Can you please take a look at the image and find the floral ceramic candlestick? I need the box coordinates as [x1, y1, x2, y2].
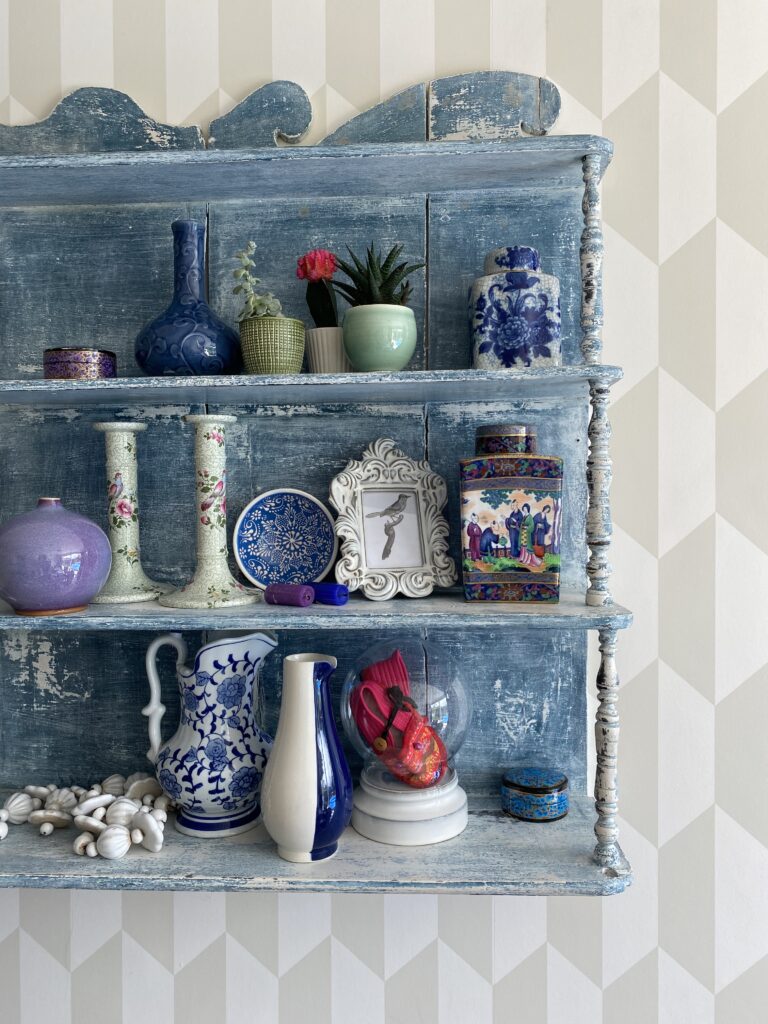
[159, 414, 258, 609]
[92, 422, 171, 603]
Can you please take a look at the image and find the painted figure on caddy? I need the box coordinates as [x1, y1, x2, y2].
[466, 511, 482, 560]
[505, 499, 522, 557]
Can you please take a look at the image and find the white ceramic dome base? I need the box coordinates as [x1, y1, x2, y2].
[351, 764, 469, 846]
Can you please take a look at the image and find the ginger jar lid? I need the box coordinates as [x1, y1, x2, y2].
[484, 245, 541, 275]
[502, 767, 568, 794]
[475, 424, 536, 456]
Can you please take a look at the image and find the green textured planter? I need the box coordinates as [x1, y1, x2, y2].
[342, 304, 417, 372]
[239, 317, 305, 374]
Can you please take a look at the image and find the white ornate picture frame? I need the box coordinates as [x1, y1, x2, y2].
[329, 438, 458, 601]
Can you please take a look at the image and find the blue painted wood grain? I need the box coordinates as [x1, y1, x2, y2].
[429, 72, 561, 139]
[208, 80, 312, 149]
[0, 88, 204, 155]
[321, 84, 427, 145]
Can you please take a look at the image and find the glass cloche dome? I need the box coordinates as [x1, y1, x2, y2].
[341, 638, 472, 845]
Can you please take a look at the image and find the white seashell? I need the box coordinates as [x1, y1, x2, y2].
[86, 785, 102, 796]
[0, 821, 8, 840]
[4, 792, 34, 824]
[28, 808, 72, 829]
[71, 786, 86, 798]
[73, 832, 94, 856]
[46, 788, 77, 811]
[31, 798, 43, 810]
[39, 822, 54, 836]
[46, 783, 57, 791]
[150, 808, 167, 824]
[124, 771, 151, 789]
[92, 806, 107, 821]
[0, 809, 8, 823]
[130, 810, 164, 853]
[74, 794, 115, 816]
[24, 785, 50, 801]
[125, 777, 162, 801]
[86, 842, 98, 858]
[105, 797, 141, 827]
[96, 824, 132, 860]
[74, 814, 107, 835]
[130, 828, 144, 845]
[153, 795, 173, 813]
[101, 774, 126, 796]
[142, 794, 155, 806]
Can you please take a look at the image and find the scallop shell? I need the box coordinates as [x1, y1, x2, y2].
[96, 824, 132, 860]
[46, 788, 77, 812]
[4, 792, 34, 824]
[101, 774, 126, 796]
[125, 777, 162, 801]
[105, 797, 141, 827]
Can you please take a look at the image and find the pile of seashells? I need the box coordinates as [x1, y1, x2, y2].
[0, 772, 175, 860]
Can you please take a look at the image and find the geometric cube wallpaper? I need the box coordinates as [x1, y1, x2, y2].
[0, 1, 765, 1020]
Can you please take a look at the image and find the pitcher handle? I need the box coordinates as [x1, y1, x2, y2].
[142, 633, 188, 763]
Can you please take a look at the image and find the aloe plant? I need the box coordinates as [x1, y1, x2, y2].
[333, 243, 424, 307]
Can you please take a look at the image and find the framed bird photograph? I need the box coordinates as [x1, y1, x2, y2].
[329, 438, 457, 601]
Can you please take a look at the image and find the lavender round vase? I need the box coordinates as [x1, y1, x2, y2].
[0, 498, 112, 615]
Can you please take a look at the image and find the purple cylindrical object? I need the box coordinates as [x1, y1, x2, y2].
[0, 498, 112, 615]
[308, 583, 349, 605]
[264, 583, 315, 607]
[43, 348, 117, 379]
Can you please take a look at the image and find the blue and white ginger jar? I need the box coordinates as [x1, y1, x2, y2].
[469, 246, 561, 370]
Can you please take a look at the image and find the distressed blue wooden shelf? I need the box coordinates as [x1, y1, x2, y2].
[0, 589, 631, 632]
[0, 794, 630, 895]
[0, 136, 613, 208]
[0, 365, 622, 408]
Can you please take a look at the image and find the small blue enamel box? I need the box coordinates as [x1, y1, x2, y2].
[501, 767, 569, 822]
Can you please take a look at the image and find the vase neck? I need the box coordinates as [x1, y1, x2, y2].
[172, 219, 205, 305]
[37, 497, 62, 509]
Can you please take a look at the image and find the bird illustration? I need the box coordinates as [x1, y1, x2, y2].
[382, 513, 404, 560]
[366, 493, 410, 519]
[107, 472, 123, 500]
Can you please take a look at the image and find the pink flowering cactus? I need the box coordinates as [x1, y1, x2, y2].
[296, 249, 337, 282]
[297, 248, 339, 328]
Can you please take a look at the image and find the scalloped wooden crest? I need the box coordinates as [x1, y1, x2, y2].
[0, 72, 560, 156]
[0, 87, 204, 156]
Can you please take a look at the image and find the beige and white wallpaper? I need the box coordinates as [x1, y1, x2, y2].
[0, 0, 764, 1021]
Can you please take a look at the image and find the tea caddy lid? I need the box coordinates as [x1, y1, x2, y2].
[475, 424, 536, 439]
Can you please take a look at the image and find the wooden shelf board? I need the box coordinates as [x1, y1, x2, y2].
[0, 589, 632, 632]
[0, 136, 613, 208]
[0, 794, 630, 895]
[0, 365, 622, 409]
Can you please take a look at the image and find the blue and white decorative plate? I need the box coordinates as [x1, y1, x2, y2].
[234, 488, 338, 590]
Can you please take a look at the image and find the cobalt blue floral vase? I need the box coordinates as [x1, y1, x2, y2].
[261, 654, 353, 862]
[469, 245, 561, 370]
[135, 219, 242, 376]
[144, 631, 277, 837]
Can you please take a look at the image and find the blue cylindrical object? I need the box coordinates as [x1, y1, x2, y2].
[500, 767, 569, 822]
[309, 583, 349, 605]
[264, 583, 315, 607]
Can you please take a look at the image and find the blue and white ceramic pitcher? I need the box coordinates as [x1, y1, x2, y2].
[144, 631, 277, 837]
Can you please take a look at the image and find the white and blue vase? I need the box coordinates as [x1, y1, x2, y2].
[469, 245, 561, 370]
[261, 653, 353, 863]
[144, 631, 277, 837]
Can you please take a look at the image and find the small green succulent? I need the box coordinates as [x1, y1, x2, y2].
[333, 243, 424, 307]
[232, 241, 283, 321]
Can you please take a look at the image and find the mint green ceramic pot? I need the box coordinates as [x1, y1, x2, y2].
[342, 304, 417, 372]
